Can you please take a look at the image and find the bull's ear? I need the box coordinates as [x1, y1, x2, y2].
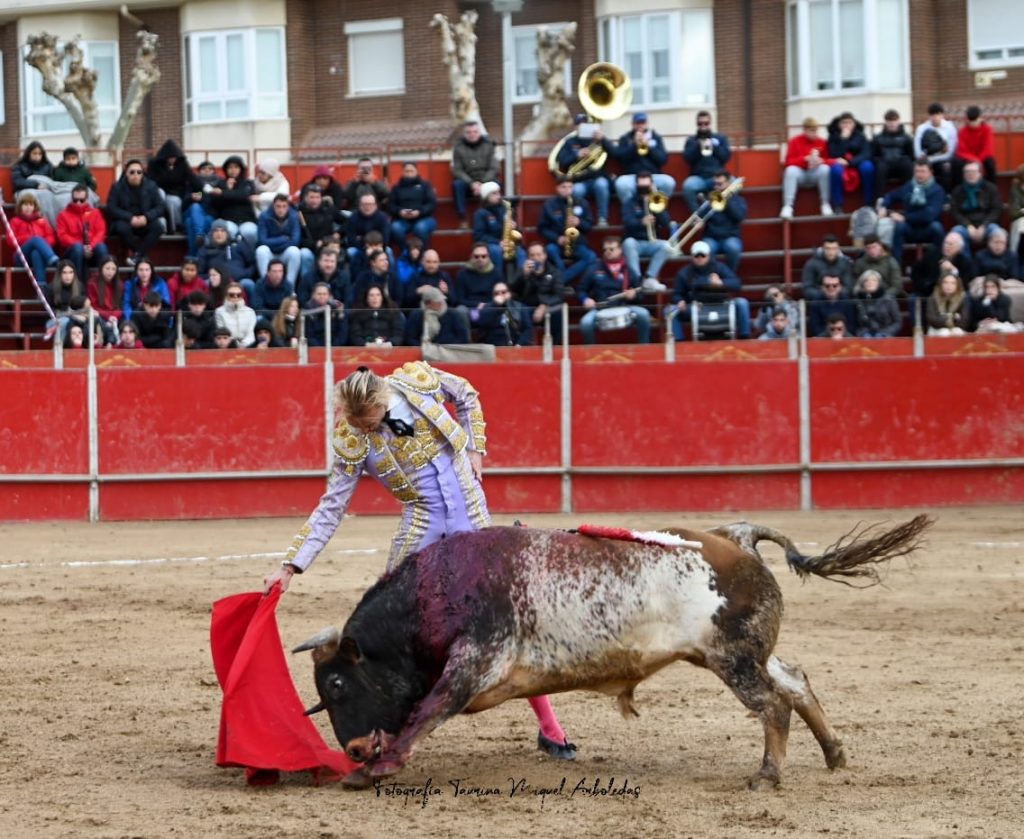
[337, 636, 362, 664]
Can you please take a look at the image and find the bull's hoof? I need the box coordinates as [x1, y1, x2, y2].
[340, 767, 374, 790]
[538, 732, 577, 761]
[825, 741, 847, 770]
[369, 759, 405, 778]
[746, 773, 780, 791]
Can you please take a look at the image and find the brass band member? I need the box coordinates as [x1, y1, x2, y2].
[555, 113, 612, 226]
[682, 111, 732, 212]
[537, 176, 597, 285]
[613, 112, 676, 206]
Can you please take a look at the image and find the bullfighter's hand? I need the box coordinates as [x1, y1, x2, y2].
[263, 564, 294, 595]
[469, 450, 483, 483]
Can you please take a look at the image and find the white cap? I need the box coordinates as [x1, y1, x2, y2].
[691, 241, 711, 256]
[479, 181, 500, 201]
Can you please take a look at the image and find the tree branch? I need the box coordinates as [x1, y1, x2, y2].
[431, 11, 484, 133]
[519, 23, 577, 144]
[24, 33, 101, 147]
[106, 31, 161, 152]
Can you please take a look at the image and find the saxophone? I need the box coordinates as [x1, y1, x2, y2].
[563, 195, 579, 258]
[501, 199, 521, 261]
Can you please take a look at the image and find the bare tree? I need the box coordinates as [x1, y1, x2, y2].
[519, 23, 577, 144]
[431, 11, 486, 134]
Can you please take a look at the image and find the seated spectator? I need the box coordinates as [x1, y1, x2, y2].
[106, 159, 166, 264]
[215, 281, 257, 346]
[802, 234, 854, 300]
[343, 157, 390, 213]
[57, 184, 109, 281]
[118, 320, 142, 349]
[701, 170, 747, 271]
[621, 172, 673, 292]
[759, 307, 796, 341]
[911, 231, 977, 299]
[346, 193, 392, 266]
[46, 260, 84, 321]
[179, 319, 204, 350]
[578, 236, 651, 344]
[87, 256, 124, 335]
[949, 161, 1003, 250]
[298, 247, 352, 309]
[755, 286, 801, 336]
[1010, 164, 1024, 260]
[452, 121, 499, 227]
[272, 295, 301, 348]
[6, 193, 59, 288]
[211, 326, 237, 349]
[808, 274, 856, 337]
[404, 286, 470, 345]
[353, 249, 401, 307]
[253, 158, 290, 215]
[970, 276, 1019, 333]
[511, 242, 566, 344]
[251, 259, 295, 319]
[255, 194, 302, 285]
[538, 176, 596, 287]
[63, 321, 91, 351]
[925, 272, 970, 335]
[390, 161, 438, 248]
[852, 270, 902, 338]
[306, 165, 346, 211]
[204, 265, 236, 309]
[181, 290, 217, 348]
[669, 241, 751, 340]
[12, 141, 60, 227]
[297, 184, 343, 280]
[974, 228, 1020, 280]
[62, 294, 113, 348]
[853, 234, 904, 298]
[824, 313, 850, 339]
[410, 248, 456, 309]
[52, 146, 98, 194]
[302, 281, 347, 346]
[780, 117, 833, 219]
[349, 285, 404, 347]
[208, 156, 258, 246]
[557, 113, 612, 225]
[184, 160, 220, 256]
[167, 257, 208, 309]
[455, 243, 505, 319]
[130, 290, 172, 348]
[878, 159, 945, 263]
[826, 111, 874, 212]
[472, 182, 523, 269]
[251, 318, 283, 349]
[955, 105, 997, 184]
[612, 112, 675, 206]
[478, 282, 533, 346]
[871, 110, 915, 199]
[198, 220, 257, 293]
[122, 258, 171, 321]
[914, 103, 957, 191]
[395, 236, 425, 308]
[682, 111, 732, 212]
[147, 139, 203, 234]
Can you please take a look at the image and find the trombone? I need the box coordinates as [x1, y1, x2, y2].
[644, 190, 670, 241]
[664, 177, 745, 255]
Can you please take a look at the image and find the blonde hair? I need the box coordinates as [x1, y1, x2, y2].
[336, 367, 390, 419]
[17, 193, 41, 214]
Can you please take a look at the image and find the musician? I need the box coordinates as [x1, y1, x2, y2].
[556, 113, 612, 226]
[700, 170, 748, 272]
[621, 172, 673, 292]
[56, 184, 109, 281]
[670, 241, 751, 340]
[682, 111, 732, 212]
[471, 182, 524, 269]
[578, 236, 652, 344]
[537, 176, 597, 285]
[613, 112, 676, 206]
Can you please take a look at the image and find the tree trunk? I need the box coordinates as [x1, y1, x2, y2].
[431, 11, 485, 134]
[106, 31, 162, 153]
[24, 33, 101, 147]
[519, 23, 577, 145]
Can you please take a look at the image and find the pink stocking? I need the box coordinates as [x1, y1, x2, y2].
[528, 695, 566, 742]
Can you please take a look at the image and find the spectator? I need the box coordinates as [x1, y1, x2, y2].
[179, 319, 204, 350]
[404, 286, 470, 346]
[147, 139, 203, 234]
[46, 260, 84, 318]
[106, 159, 166, 264]
[251, 318, 283, 349]
[853, 234, 904, 298]
[353, 249, 401, 308]
[122, 258, 171, 321]
[211, 326, 237, 349]
[478, 282, 533, 346]
[198, 221, 257, 295]
[346, 193, 392, 267]
[613, 112, 675, 206]
[52, 146, 98, 193]
[913, 103, 957, 191]
[974, 228, 1020, 280]
[472, 182, 523, 269]
[297, 184, 343, 280]
[12, 141, 59, 227]
[621, 172, 672, 292]
[669, 241, 751, 340]
[251, 259, 295, 319]
[557, 113, 612, 226]
[63, 321, 90, 351]
[455, 243, 505, 318]
[166, 257, 208, 309]
[349, 285, 404, 347]
[879, 159, 945, 263]
[207, 263, 239, 308]
[130, 290, 172, 348]
[56, 184, 109, 280]
[216, 282, 257, 346]
[511, 242, 566, 344]
[87, 256, 124, 335]
[6, 193, 59, 288]
[342, 157, 390, 213]
[117, 320, 142, 349]
[701, 170, 747, 272]
[302, 281, 346, 346]
[825, 313, 850, 339]
[208, 156, 258, 245]
[538, 176, 596, 286]
[802, 234, 854, 300]
[949, 161, 1003, 250]
[759, 308, 796, 341]
[780, 117, 833, 219]
[181, 290, 217, 348]
[970, 276, 1017, 333]
[826, 111, 875, 211]
[755, 286, 801, 335]
[253, 158, 291, 215]
[452, 121, 500, 228]
[298, 247, 352, 309]
[955, 105, 997, 184]
[852, 270, 902, 338]
[682, 111, 732, 212]
[1010, 164, 1024, 259]
[272, 295, 301, 347]
[184, 160, 220, 256]
[255, 194, 302, 285]
[808, 274, 856, 337]
[389, 161, 438, 248]
[411, 248, 456, 308]
[925, 272, 970, 335]
[306, 165, 346, 211]
[578, 236, 651, 344]
[871, 109, 916, 200]
[394, 236, 425, 309]
[910, 232, 977, 298]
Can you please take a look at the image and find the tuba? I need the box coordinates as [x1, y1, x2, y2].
[548, 63, 633, 179]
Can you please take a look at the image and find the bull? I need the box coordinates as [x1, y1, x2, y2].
[293, 517, 932, 790]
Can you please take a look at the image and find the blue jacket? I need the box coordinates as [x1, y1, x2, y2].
[673, 259, 741, 304]
[472, 203, 505, 245]
[346, 210, 391, 250]
[579, 260, 639, 304]
[455, 264, 504, 307]
[537, 195, 593, 246]
[704, 193, 748, 240]
[556, 134, 613, 181]
[389, 177, 437, 218]
[197, 237, 257, 281]
[883, 179, 946, 227]
[122, 276, 171, 321]
[478, 300, 533, 346]
[614, 128, 669, 175]
[682, 132, 732, 179]
[622, 194, 671, 240]
[251, 277, 295, 315]
[257, 206, 301, 253]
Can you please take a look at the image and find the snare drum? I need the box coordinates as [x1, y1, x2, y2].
[595, 306, 636, 331]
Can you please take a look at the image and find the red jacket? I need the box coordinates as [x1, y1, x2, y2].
[7, 213, 56, 248]
[57, 202, 108, 252]
[167, 272, 210, 308]
[956, 122, 995, 163]
[784, 134, 834, 169]
[86, 277, 121, 321]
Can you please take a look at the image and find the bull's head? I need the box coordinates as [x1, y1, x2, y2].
[293, 627, 418, 763]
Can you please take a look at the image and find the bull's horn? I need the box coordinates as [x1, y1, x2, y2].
[303, 701, 326, 716]
[291, 626, 340, 653]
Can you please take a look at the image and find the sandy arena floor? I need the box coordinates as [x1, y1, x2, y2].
[0, 507, 1021, 838]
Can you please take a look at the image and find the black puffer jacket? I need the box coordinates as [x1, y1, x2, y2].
[147, 139, 203, 200]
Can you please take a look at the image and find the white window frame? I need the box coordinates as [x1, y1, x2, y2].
[183, 27, 288, 125]
[511, 23, 573, 105]
[968, 0, 1024, 69]
[0, 53, 5, 126]
[344, 18, 406, 97]
[22, 40, 121, 137]
[786, 0, 910, 99]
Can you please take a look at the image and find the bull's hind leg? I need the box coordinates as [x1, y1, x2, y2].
[767, 655, 846, 770]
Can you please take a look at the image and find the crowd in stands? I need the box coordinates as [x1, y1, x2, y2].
[5, 101, 1023, 350]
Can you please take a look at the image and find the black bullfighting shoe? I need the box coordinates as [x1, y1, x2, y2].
[537, 731, 578, 760]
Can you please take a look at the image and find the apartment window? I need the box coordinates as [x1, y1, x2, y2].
[345, 18, 405, 96]
[787, 0, 908, 97]
[184, 28, 287, 124]
[512, 24, 572, 104]
[23, 41, 120, 135]
[599, 10, 714, 108]
[969, 0, 1024, 68]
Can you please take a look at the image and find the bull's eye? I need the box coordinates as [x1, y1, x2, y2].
[326, 674, 344, 697]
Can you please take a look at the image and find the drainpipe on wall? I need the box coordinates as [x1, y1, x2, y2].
[743, 0, 754, 145]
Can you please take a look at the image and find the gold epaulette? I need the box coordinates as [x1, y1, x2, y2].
[390, 360, 442, 394]
[331, 418, 369, 475]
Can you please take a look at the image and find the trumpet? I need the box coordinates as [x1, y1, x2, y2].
[636, 129, 650, 156]
[645, 190, 670, 241]
[700, 137, 714, 157]
[664, 177, 745, 256]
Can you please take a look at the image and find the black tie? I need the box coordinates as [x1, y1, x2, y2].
[382, 411, 415, 437]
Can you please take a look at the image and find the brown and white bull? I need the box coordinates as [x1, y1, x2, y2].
[294, 517, 932, 790]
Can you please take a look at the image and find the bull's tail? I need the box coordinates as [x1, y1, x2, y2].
[710, 515, 934, 587]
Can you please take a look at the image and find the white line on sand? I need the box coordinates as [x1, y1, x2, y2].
[0, 547, 380, 571]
